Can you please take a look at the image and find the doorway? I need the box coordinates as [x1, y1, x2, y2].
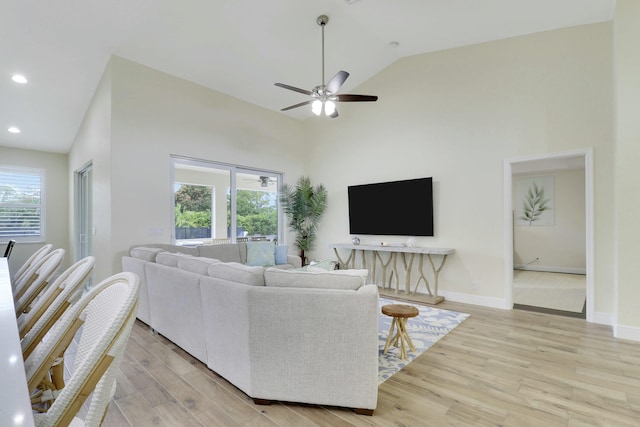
[76, 163, 93, 261]
[504, 149, 594, 322]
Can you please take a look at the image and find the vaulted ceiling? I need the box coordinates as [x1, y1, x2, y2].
[1, 0, 614, 153]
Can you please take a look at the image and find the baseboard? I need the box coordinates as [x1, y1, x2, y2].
[514, 265, 586, 275]
[615, 323, 640, 342]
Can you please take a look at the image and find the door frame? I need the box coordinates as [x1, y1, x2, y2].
[75, 162, 93, 262]
[503, 148, 594, 322]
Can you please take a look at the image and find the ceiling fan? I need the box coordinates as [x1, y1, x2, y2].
[275, 15, 378, 118]
[243, 176, 276, 187]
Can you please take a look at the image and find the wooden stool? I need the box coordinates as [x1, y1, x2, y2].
[382, 304, 419, 359]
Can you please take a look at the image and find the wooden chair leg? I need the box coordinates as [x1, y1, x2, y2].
[51, 361, 65, 390]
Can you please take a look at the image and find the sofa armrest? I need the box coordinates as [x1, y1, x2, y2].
[122, 256, 151, 325]
[248, 284, 379, 410]
[200, 277, 378, 411]
[286, 255, 302, 269]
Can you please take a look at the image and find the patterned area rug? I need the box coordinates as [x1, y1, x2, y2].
[378, 297, 469, 384]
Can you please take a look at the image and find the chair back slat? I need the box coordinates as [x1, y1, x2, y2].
[28, 272, 139, 427]
[19, 256, 95, 346]
[12, 243, 52, 283]
[14, 248, 65, 315]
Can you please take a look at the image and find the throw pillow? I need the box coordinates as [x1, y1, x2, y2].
[178, 256, 220, 275]
[246, 241, 275, 266]
[156, 252, 191, 267]
[274, 245, 288, 265]
[129, 247, 164, 262]
[264, 268, 368, 290]
[208, 262, 266, 286]
[307, 259, 337, 271]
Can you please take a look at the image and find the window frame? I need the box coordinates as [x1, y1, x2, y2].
[0, 166, 46, 243]
[170, 156, 283, 245]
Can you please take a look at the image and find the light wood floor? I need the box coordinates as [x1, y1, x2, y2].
[100, 300, 640, 426]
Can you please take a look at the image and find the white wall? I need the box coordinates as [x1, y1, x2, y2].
[0, 146, 69, 273]
[614, 0, 640, 338]
[107, 57, 305, 275]
[54, 20, 635, 331]
[513, 169, 586, 272]
[68, 63, 113, 281]
[305, 23, 614, 313]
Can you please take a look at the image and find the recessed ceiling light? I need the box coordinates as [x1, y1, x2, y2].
[8, 127, 21, 134]
[389, 41, 400, 48]
[11, 74, 28, 84]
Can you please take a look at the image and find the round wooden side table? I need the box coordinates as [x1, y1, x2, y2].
[381, 304, 419, 359]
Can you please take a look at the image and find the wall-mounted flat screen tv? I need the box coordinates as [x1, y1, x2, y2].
[348, 177, 434, 236]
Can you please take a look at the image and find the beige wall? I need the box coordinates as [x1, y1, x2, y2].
[68, 63, 113, 282]
[107, 57, 305, 276]
[305, 23, 614, 314]
[614, 0, 640, 338]
[7, 18, 637, 334]
[0, 146, 69, 273]
[513, 169, 586, 272]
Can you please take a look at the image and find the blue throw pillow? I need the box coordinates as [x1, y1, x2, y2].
[275, 245, 288, 265]
[246, 241, 275, 266]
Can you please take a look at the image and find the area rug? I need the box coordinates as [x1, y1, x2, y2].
[378, 297, 469, 384]
[513, 270, 586, 313]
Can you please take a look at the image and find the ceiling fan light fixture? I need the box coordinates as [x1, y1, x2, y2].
[274, 14, 378, 118]
[312, 100, 323, 115]
[324, 100, 336, 116]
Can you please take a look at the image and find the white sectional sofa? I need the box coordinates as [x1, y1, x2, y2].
[121, 242, 379, 414]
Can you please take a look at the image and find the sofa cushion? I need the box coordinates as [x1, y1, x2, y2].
[197, 244, 242, 263]
[264, 268, 368, 290]
[178, 256, 220, 275]
[156, 252, 192, 268]
[129, 246, 165, 262]
[208, 262, 265, 286]
[246, 241, 275, 266]
[307, 259, 337, 271]
[274, 245, 288, 265]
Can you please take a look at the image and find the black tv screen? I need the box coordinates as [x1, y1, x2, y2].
[348, 177, 434, 236]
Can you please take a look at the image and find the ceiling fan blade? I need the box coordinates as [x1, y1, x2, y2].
[326, 71, 349, 94]
[334, 94, 378, 102]
[281, 100, 313, 111]
[274, 83, 313, 96]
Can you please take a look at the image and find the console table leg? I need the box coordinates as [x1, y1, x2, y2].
[428, 254, 448, 304]
[333, 248, 355, 269]
[412, 254, 433, 296]
[390, 252, 400, 293]
[376, 251, 394, 290]
[405, 253, 414, 294]
[372, 252, 377, 285]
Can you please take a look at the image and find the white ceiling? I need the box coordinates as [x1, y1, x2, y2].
[1, 0, 614, 154]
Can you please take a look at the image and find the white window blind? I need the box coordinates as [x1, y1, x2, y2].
[0, 167, 45, 241]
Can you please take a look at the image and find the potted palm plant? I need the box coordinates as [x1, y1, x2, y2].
[279, 176, 328, 265]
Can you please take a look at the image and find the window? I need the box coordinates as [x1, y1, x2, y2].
[170, 157, 282, 245]
[0, 167, 45, 242]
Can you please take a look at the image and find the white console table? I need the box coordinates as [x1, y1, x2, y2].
[329, 243, 455, 304]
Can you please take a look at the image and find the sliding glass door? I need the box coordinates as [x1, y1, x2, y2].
[170, 156, 282, 245]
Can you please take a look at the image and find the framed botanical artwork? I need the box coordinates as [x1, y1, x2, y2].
[515, 176, 554, 226]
